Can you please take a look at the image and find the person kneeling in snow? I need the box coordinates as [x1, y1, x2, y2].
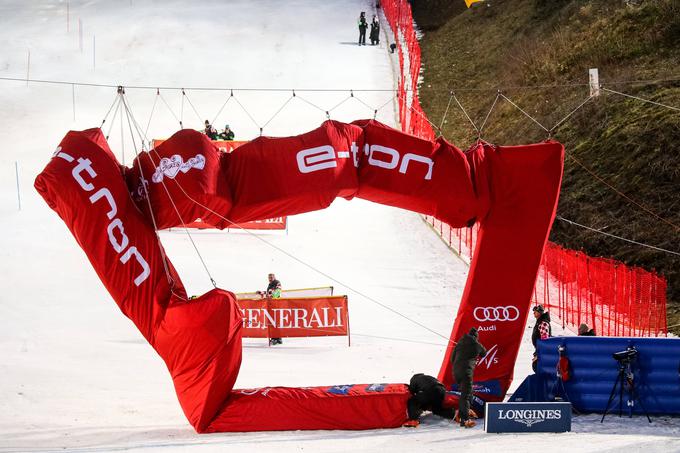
[403, 374, 455, 428]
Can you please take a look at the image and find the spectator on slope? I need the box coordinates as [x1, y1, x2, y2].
[369, 15, 380, 45]
[578, 323, 596, 336]
[451, 327, 486, 428]
[402, 374, 456, 428]
[263, 273, 283, 346]
[219, 124, 235, 141]
[358, 12, 368, 45]
[532, 304, 552, 371]
[204, 120, 218, 140]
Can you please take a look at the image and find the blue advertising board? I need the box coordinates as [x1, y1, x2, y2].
[485, 402, 571, 433]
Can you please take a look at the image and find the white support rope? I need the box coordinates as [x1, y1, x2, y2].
[602, 87, 680, 112]
[478, 92, 500, 138]
[499, 93, 550, 133]
[549, 95, 595, 135]
[120, 92, 218, 289]
[452, 92, 479, 135]
[556, 216, 680, 257]
[439, 91, 455, 131]
[182, 89, 205, 123]
[144, 90, 160, 139]
[327, 94, 353, 113]
[100, 93, 120, 128]
[211, 90, 233, 125]
[3, 74, 680, 92]
[158, 90, 182, 126]
[105, 97, 122, 139]
[118, 91, 181, 294]
[231, 94, 262, 132]
[260, 94, 295, 132]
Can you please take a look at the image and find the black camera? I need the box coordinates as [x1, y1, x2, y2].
[612, 347, 637, 363]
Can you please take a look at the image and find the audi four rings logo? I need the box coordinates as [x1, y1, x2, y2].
[473, 306, 520, 322]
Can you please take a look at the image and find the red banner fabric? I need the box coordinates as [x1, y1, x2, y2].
[225, 120, 362, 222]
[34, 129, 186, 342]
[353, 120, 481, 227]
[128, 130, 233, 229]
[238, 296, 349, 338]
[437, 141, 564, 397]
[207, 384, 410, 432]
[36, 122, 563, 432]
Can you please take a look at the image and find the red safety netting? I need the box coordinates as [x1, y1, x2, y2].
[533, 242, 668, 337]
[423, 216, 668, 337]
[382, 0, 668, 338]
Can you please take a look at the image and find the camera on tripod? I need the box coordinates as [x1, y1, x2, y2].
[612, 347, 637, 364]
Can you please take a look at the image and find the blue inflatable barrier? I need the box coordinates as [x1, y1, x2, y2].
[512, 337, 680, 416]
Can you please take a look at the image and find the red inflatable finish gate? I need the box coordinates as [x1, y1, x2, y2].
[35, 120, 563, 432]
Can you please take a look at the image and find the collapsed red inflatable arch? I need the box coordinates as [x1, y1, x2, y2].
[35, 120, 563, 432]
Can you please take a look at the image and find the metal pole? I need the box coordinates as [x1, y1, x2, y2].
[66, 1, 69, 32]
[15, 162, 21, 211]
[79, 18, 83, 52]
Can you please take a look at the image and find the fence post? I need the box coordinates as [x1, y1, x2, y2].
[26, 50, 30, 86]
[15, 161, 21, 211]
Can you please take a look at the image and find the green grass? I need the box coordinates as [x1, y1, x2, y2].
[412, 0, 680, 334]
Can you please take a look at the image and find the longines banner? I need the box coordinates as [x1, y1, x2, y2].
[485, 402, 572, 433]
[237, 296, 350, 339]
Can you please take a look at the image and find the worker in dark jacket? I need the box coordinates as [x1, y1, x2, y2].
[403, 373, 455, 427]
[451, 327, 486, 428]
[358, 12, 368, 45]
[531, 305, 552, 371]
[369, 15, 380, 45]
[578, 323, 596, 336]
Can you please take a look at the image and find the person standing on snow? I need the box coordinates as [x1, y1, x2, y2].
[531, 304, 552, 371]
[451, 327, 486, 428]
[369, 15, 380, 45]
[358, 12, 368, 45]
[264, 273, 283, 346]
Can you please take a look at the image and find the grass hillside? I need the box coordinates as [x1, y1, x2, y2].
[411, 0, 680, 334]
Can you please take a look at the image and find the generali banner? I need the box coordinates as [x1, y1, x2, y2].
[237, 296, 349, 338]
[182, 217, 287, 231]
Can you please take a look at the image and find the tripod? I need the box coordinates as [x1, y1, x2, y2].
[601, 358, 651, 423]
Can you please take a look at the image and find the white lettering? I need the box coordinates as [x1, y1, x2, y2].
[368, 144, 399, 169]
[107, 219, 129, 253]
[309, 308, 323, 327]
[120, 246, 150, 286]
[296, 145, 337, 173]
[334, 306, 343, 327]
[293, 308, 307, 328]
[89, 188, 117, 219]
[400, 153, 433, 180]
[72, 158, 97, 191]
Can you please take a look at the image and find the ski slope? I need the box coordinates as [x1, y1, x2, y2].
[0, 1, 678, 451]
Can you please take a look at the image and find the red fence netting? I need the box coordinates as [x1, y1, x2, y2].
[381, 0, 667, 337]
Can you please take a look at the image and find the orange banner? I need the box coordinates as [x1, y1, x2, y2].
[237, 296, 349, 338]
[152, 138, 249, 153]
